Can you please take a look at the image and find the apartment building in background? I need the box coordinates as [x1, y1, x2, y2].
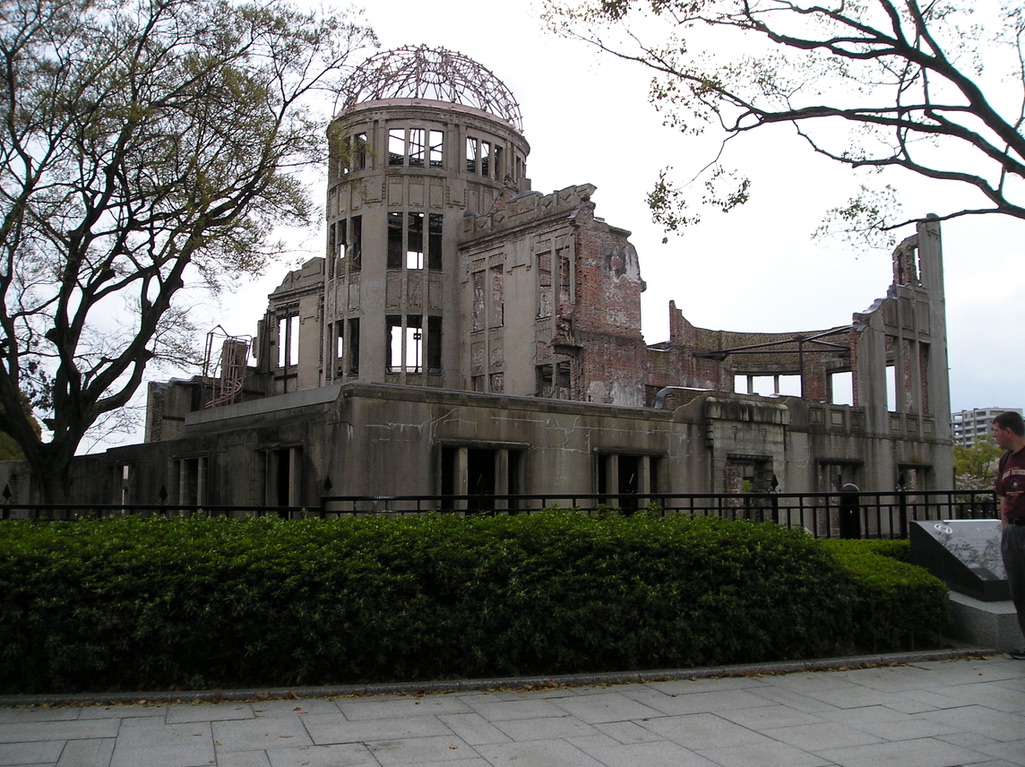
[952, 408, 1023, 448]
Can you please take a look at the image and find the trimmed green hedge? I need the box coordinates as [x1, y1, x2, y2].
[821, 539, 947, 652]
[0, 513, 947, 694]
[823, 538, 910, 562]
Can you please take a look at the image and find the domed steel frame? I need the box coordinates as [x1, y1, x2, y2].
[341, 46, 523, 131]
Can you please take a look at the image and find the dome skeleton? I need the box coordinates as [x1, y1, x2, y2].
[340, 45, 523, 131]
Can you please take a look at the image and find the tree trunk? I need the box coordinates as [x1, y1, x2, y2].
[26, 443, 77, 510]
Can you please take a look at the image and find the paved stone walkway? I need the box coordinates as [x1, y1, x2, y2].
[1, 654, 1023, 767]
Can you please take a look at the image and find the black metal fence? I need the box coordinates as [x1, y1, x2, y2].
[320, 489, 999, 540]
[0, 489, 999, 539]
[0, 503, 312, 522]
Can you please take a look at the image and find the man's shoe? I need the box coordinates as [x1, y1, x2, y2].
[1008, 649, 1025, 660]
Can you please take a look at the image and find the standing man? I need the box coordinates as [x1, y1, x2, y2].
[993, 411, 1025, 659]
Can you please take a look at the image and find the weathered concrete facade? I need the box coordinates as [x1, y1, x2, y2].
[0, 47, 953, 507]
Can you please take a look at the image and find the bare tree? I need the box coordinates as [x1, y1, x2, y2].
[0, 0, 376, 502]
[545, 1, 1025, 239]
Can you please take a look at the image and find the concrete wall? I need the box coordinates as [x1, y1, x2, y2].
[1, 379, 951, 508]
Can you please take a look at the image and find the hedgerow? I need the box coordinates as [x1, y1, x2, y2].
[821, 539, 948, 651]
[0, 513, 947, 693]
[822, 537, 910, 562]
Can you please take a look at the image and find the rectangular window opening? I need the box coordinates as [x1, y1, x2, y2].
[481, 141, 491, 177]
[388, 128, 404, 166]
[429, 130, 444, 167]
[886, 364, 897, 412]
[355, 132, 368, 170]
[595, 453, 659, 514]
[735, 373, 802, 397]
[347, 317, 360, 375]
[777, 374, 801, 396]
[337, 219, 348, 261]
[466, 137, 478, 173]
[350, 216, 362, 271]
[407, 212, 424, 270]
[277, 312, 299, 368]
[537, 251, 552, 318]
[387, 212, 403, 269]
[177, 456, 208, 506]
[428, 214, 443, 270]
[408, 129, 425, 167]
[751, 375, 775, 396]
[919, 342, 930, 415]
[819, 461, 862, 493]
[536, 362, 570, 398]
[557, 248, 571, 305]
[115, 464, 133, 505]
[404, 324, 422, 372]
[555, 361, 571, 399]
[265, 447, 301, 508]
[536, 364, 552, 397]
[830, 371, 854, 406]
[897, 464, 929, 492]
[388, 315, 423, 373]
[427, 315, 442, 374]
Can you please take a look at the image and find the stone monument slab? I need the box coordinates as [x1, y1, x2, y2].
[909, 519, 1007, 602]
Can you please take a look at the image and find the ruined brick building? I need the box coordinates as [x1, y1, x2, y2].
[2, 47, 954, 507]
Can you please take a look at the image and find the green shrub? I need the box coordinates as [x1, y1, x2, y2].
[823, 538, 910, 562]
[0, 514, 942, 694]
[820, 539, 948, 651]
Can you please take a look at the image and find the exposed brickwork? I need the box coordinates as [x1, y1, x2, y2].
[457, 184, 884, 408]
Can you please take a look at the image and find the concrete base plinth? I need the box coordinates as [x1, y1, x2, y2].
[947, 591, 1023, 651]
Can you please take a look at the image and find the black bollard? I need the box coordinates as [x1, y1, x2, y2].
[839, 482, 861, 539]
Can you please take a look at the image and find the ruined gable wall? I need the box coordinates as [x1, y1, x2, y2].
[567, 204, 648, 406]
[849, 220, 950, 459]
[461, 184, 653, 405]
[255, 257, 325, 395]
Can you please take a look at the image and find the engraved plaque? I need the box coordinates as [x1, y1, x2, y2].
[909, 519, 1007, 601]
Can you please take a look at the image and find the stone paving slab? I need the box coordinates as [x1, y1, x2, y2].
[211, 716, 314, 753]
[0, 717, 120, 744]
[0, 652, 1021, 767]
[698, 738, 834, 767]
[0, 739, 64, 766]
[54, 738, 115, 767]
[570, 734, 722, 767]
[434, 713, 511, 746]
[108, 721, 214, 767]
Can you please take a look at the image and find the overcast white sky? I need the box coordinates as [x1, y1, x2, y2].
[179, 0, 1025, 444]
